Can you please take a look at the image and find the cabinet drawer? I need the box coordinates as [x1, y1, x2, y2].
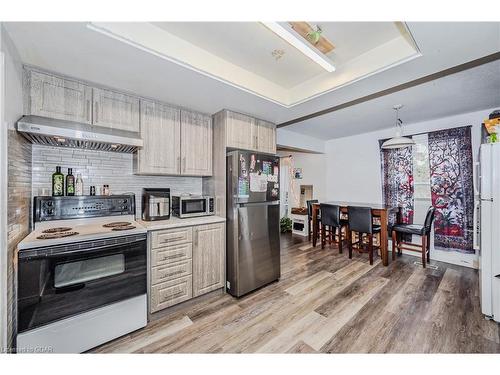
[150, 276, 193, 313]
[151, 243, 192, 267]
[151, 259, 192, 285]
[152, 227, 192, 248]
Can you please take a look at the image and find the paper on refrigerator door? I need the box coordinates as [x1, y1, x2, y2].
[249, 173, 268, 192]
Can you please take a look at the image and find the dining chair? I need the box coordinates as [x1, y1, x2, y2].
[306, 199, 320, 242]
[347, 206, 381, 265]
[391, 206, 436, 268]
[320, 203, 348, 253]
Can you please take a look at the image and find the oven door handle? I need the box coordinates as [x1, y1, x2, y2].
[55, 282, 86, 294]
[19, 235, 146, 260]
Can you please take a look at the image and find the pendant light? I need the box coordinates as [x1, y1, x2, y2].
[381, 104, 415, 149]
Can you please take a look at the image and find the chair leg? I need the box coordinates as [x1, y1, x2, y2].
[338, 226, 343, 254]
[421, 235, 426, 268]
[308, 219, 311, 241]
[392, 230, 396, 261]
[321, 224, 326, 249]
[368, 233, 374, 265]
[427, 232, 431, 262]
[348, 230, 353, 259]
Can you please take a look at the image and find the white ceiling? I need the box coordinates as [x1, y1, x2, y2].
[153, 22, 324, 89]
[285, 59, 500, 139]
[3, 21, 500, 140]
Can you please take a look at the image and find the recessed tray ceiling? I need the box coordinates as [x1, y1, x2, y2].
[88, 22, 421, 107]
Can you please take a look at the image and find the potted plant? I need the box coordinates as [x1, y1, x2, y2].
[280, 217, 292, 233]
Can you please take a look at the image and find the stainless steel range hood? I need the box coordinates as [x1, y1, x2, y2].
[16, 115, 143, 153]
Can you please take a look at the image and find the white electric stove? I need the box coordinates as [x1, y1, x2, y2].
[16, 194, 147, 353]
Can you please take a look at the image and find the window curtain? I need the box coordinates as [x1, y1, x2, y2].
[379, 125, 474, 254]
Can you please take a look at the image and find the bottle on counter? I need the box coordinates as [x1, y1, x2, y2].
[52, 166, 64, 197]
[75, 174, 83, 196]
[102, 184, 110, 196]
[90, 186, 96, 196]
[66, 168, 75, 196]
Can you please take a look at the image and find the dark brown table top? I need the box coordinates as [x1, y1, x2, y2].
[313, 201, 401, 210]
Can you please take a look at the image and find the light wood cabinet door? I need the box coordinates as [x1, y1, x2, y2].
[135, 100, 181, 175]
[93, 87, 140, 132]
[225, 111, 257, 151]
[28, 70, 92, 124]
[150, 276, 193, 313]
[192, 223, 225, 297]
[256, 119, 276, 154]
[180, 110, 213, 176]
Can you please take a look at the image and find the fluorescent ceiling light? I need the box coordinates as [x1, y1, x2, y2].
[262, 22, 336, 73]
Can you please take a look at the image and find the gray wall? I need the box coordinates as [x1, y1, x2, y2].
[32, 145, 203, 218]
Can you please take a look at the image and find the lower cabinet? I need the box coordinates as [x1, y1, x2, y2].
[193, 223, 225, 297]
[148, 222, 225, 313]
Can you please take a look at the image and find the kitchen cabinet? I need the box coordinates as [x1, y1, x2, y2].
[147, 221, 225, 313]
[225, 110, 257, 151]
[93, 87, 140, 132]
[134, 100, 181, 175]
[180, 110, 213, 176]
[224, 110, 276, 154]
[28, 70, 92, 124]
[192, 223, 225, 297]
[256, 119, 277, 154]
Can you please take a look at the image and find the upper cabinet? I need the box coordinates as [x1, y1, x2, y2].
[256, 119, 277, 155]
[181, 110, 213, 176]
[224, 110, 276, 154]
[92, 88, 140, 132]
[134, 105, 213, 176]
[134, 100, 181, 175]
[28, 70, 92, 124]
[226, 111, 257, 151]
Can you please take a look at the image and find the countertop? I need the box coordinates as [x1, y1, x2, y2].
[138, 215, 226, 231]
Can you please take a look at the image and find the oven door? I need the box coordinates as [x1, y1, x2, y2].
[17, 234, 147, 333]
[181, 198, 208, 217]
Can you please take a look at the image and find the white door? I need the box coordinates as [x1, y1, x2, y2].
[491, 144, 500, 321]
[280, 162, 290, 218]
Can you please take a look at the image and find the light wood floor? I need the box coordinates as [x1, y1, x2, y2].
[92, 234, 500, 353]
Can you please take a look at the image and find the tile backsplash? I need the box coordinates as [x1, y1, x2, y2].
[32, 145, 203, 218]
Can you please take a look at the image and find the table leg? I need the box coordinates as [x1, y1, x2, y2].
[312, 204, 319, 247]
[379, 209, 388, 266]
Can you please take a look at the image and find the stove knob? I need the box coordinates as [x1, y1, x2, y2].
[47, 209, 54, 215]
[46, 201, 53, 207]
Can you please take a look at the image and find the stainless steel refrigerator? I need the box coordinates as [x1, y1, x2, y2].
[226, 150, 281, 297]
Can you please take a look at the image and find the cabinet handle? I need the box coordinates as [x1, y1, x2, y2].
[86, 100, 90, 122]
[169, 290, 185, 299]
[162, 253, 185, 261]
[163, 270, 184, 278]
[194, 229, 198, 247]
[94, 101, 99, 123]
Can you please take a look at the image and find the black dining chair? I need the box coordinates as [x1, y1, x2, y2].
[307, 199, 320, 242]
[320, 203, 349, 253]
[347, 206, 381, 265]
[391, 206, 436, 268]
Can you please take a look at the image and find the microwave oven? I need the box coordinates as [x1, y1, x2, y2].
[171, 195, 215, 218]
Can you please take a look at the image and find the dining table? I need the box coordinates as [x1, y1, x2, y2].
[311, 201, 402, 266]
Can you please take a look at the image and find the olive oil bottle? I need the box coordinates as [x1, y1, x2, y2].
[52, 166, 64, 197]
[66, 168, 75, 196]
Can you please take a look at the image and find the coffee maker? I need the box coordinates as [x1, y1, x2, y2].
[142, 188, 170, 221]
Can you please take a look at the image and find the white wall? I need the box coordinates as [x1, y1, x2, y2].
[325, 108, 497, 268]
[278, 151, 327, 217]
[277, 128, 326, 153]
